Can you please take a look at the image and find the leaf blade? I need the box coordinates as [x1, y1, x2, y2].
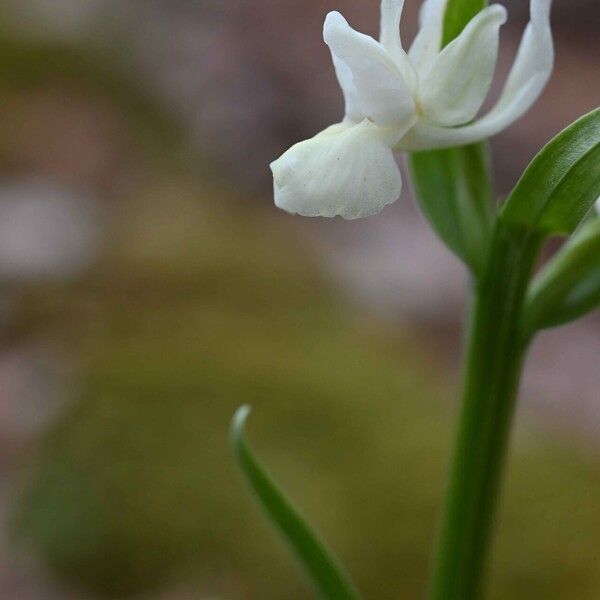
[502, 108, 600, 235]
[408, 0, 493, 275]
[230, 406, 361, 600]
[408, 142, 494, 274]
[523, 217, 600, 331]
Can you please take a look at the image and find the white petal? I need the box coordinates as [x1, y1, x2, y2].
[271, 121, 403, 219]
[400, 0, 554, 150]
[418, 5, 507, 126]
[379, 0, 405, 51]
[324, 11, 416, 128]
[408, 0, 447, 74]
[494, 0, 553, 118]
[379, 0, 417, 90]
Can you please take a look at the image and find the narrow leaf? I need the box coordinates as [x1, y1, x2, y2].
[443, 0, 487, 47]
[523, 217, 600, 331]
[230, 406, 361, 600]
[502, 108, 600, 235]
[408, 143, 494, 274]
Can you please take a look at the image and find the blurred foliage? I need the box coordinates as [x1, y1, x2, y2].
[2, 22, 600, 600]
[0, 35, 189, 171]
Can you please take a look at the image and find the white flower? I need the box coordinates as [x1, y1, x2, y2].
[271, 0, 554, 219]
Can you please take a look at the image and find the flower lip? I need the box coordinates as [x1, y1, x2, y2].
[271, 120, 404, 219]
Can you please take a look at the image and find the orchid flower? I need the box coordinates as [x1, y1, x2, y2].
[271, 0, 554, 219]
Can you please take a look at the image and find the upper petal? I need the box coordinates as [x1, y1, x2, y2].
[418, 4, 507, 126]
[379, 0, 406, 53]
[324, 11, 416, 128]
[408, 0, 447, 74]
[493, 0, 553, 119]
[379, 0, 417, 90]
[400, 0, 554, 150]
[271, 120, 403, 219]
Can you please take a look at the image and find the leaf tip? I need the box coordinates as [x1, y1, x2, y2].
[230, 404, 252, 448]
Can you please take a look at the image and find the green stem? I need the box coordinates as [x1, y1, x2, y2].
[429, 220, 542, 600]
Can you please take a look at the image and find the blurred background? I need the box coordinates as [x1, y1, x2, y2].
[0, 0, 598, 598]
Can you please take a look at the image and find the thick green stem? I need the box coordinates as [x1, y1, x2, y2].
[429, 221, 542, 600]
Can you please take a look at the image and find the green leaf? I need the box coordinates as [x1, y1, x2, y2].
[523, 216, 600, 331]
[408, 0, 493, 275]
[408, 143, 494, 274]
[443, 0, 487, 46]
[502, 108, 600, 235]
[230, 406, 361, 600]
